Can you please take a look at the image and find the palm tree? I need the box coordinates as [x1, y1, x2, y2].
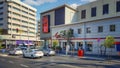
[60, 28, 74, 55]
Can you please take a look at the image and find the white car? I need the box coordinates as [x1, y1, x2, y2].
[9, 48, 23, 55]
[23, 49, 44, 58]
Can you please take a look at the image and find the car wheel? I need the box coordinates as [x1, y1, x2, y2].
[31, 55, 34, 59]
[40, 56, 42, 58]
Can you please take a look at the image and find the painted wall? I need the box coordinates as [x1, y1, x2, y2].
[77, 0, 120, 23]
[52, 18, 120, 55]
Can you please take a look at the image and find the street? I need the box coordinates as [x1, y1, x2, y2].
[0, 54, 120, 68]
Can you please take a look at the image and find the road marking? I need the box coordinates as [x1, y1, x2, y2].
[8, 61, 14, 64]
[20, 64, 29, 68]
[61, 64, 82, 68]
[0, 54, 8, 57]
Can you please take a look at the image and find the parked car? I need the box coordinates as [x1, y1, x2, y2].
[42, 49, 56, 56]
[22, 49, 44, 58]
[8, 48, 23, 55]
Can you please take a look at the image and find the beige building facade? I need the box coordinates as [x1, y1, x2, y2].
[0, 0, 37, 46]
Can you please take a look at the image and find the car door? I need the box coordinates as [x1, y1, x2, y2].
[28, 49, 33, 57]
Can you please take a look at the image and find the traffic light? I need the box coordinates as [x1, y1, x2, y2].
[16, 28, 18, 33]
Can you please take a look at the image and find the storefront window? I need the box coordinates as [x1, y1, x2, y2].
[77, 42, 83, 50]
[86, 42, 93, 52]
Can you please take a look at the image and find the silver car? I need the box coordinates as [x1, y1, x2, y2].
[22, 49, 44, 58]
[9, 48, 23, 55]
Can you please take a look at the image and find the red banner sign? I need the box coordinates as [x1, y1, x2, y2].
[42, 16, 48, 33]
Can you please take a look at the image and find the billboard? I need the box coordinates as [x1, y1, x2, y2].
[42, 15, 50, 33]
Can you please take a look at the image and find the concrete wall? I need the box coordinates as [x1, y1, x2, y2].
[65, 7, 77, 24]
[40, 11, 55, 39]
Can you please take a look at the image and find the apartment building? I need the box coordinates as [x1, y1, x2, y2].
[0, 0, 37, 47]
[40, 0, 120, 55]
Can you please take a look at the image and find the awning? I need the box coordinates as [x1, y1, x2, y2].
[115, 42, 120, 45]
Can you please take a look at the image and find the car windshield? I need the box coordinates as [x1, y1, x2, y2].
[15, 49, 21, 50]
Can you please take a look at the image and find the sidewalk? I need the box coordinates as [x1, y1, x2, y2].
[0, 49, 8, 57]
[56, 52, 120, 62]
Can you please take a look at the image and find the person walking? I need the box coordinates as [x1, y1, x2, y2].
[66, 45, 70, 55]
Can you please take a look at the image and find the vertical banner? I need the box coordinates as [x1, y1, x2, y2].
[42, 15, 50, 33]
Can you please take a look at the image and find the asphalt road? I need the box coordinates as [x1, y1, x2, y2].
[0, 54, 120, 68]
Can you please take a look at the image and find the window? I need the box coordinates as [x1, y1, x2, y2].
[103, 4, 109, 15]
[91, 7, 96, 17]
[0, 2, 3, 4]
[81, 10, 86, 19]
[86, 42, 93, 52]
[86, 27, 91, 33]
[0, 23, 3, 26]
[0, 12, 3, 15]
[13, 7, 20, 11]
[0, 7, 3, 9]
[116, 1, 120, 12]
[98, 26, 103, 32]
[77, 42, 83, 50]
[70, 29, 74, 35]
[110, 24, 115, 32]
[0, 18, 3, 21]
[78, 28, 82, 34]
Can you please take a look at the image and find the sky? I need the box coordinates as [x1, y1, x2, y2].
[21, 0, 97, 20]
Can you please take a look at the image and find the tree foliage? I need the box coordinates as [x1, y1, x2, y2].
[60, 28, 74, 45]
[103, 36, 115, 48]
[52, 40, 59, 50]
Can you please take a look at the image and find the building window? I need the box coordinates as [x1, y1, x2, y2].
[98, 26, 103, 32]
[86, 27, 91, 33]
[0, 18, 3, 21]
[110, 24, 115, 32]
[81, 10, 86, 19]
[116, 1, 120, 12]
[86, 42, 93, 52]
[70, 29, 74, 35]
[0, 2, 3, 4]
[78, 28, 82, 34]
[0, 7, 3, 10]
[0, 12, 3, 15]
[0, 23, 3, 26]
[91, 7, 96, 17]
[103, 4, 109, 15]
[77, 42, 83, 50]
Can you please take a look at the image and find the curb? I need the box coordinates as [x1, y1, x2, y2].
[57, 54, 105, 60]
[0, 53, 8, 57]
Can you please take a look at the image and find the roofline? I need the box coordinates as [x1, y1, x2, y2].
[40, 4, 77, 14]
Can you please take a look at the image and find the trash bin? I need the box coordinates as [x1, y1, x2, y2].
[78, 49, 84, 57]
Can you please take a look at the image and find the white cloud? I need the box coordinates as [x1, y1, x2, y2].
[22, 0, 57, 6]
[70, 4, 79, 9]
[81, 0, 97, 2]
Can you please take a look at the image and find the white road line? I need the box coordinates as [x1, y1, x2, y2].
[20, 64, 29, 68]
[8, 61, 14, 64]
[0, 54, 8, 57]
[61, 64, 82, 68]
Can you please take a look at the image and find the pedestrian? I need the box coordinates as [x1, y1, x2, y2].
[66, 45, 70, 55]
[2, 48, 5, 53]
